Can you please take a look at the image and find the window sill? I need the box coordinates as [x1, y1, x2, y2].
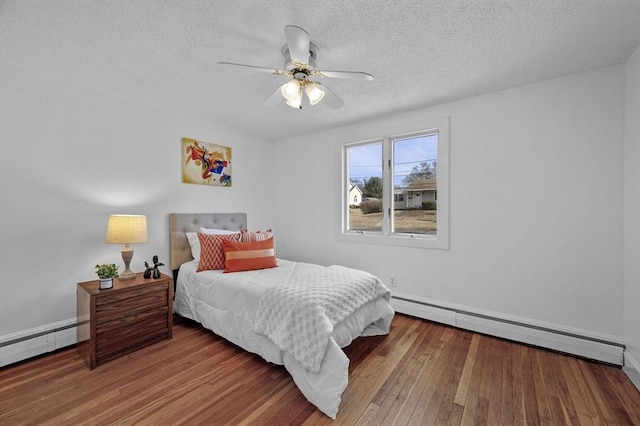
[337, 231, 449, 250]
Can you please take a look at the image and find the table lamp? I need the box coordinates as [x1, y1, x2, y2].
[105, 214, 148, 281]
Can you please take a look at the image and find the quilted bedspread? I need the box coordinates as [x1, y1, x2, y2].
[253, 265, 391, 373]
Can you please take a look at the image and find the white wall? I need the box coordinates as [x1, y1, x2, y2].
[623, 46, 640, 379]
[0, 62, 276, 336]
[274, 66, 625, 340]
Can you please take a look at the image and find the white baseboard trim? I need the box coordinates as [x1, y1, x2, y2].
[623, 352, 640, 391]
[0, 300, 631, 371]
[0, 318, 77, 367]
[391, 293, 624, 366]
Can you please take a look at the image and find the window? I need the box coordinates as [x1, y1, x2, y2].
[340, 117, 449, 249]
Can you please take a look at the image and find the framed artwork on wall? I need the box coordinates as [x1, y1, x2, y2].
[182, 137, 232, 187]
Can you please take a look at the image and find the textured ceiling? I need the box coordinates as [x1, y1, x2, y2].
[1, 0, 639, 142]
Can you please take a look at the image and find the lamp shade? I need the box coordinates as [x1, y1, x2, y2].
[105, 215, 148, 244]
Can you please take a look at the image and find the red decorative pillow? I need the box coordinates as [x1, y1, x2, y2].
[222, 238, 277, 273]
[196, 233, 240, 271]
[240, 228, 274, 243]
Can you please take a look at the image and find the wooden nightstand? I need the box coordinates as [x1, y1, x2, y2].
[76, 272, 173, 369]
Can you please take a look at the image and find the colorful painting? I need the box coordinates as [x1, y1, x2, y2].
[182, 137, 232, 187]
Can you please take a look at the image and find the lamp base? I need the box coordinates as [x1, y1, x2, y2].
[119, 246, 136, 280]
[119, 269, 136, 281]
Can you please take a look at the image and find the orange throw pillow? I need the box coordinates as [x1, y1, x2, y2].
[222, 238, 277, 273]
[197, 233, 240, 271]
[240, 228, 274, 242]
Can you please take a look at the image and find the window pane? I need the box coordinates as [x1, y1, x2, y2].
[392, 134, 438, 235]
[347, 142, 383, 232]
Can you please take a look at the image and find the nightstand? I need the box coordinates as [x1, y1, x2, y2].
[76, 272, 173, 369]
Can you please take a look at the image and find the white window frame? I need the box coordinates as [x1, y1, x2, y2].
[338, 116, 449, 250]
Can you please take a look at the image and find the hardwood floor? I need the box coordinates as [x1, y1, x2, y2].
[1, 314, 639, 425]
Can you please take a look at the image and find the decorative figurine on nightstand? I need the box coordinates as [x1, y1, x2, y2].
[152, 255, 164, 279]
[143, 261, 154, 279]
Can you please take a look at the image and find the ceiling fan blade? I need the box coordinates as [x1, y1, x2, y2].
[319, 84, 344, 109]
[218, 62, 288, 76]
[264, 86, 283, 107]
[314, 70, 374, 80]
[284, 25, 311, 65]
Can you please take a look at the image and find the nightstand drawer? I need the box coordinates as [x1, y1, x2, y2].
[96, 305, 169, 334]
[96, 283, 167, 305]
[96, 312, 169, 351]
[96, 283, 166, 305]
[96, 291, 168, 325]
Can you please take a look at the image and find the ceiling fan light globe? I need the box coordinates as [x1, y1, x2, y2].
[305, 83, 325, 105]
[281, 79, 301, 101]
[285, 98, 302, 109]
[285, 91, 302, 109]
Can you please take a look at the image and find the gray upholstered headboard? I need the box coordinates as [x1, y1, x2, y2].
[169, 213, 248, 271]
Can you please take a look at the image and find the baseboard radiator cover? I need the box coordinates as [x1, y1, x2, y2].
[623, 352, 640, 391]
[0, 319, 77, 367]
[391, 295, 625, 366]
[0, 301, 630, 370]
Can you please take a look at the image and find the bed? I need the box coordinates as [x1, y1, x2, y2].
[169, 213, 395, 418]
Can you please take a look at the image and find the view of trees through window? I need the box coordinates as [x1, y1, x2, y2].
[346, 133, 438, 235]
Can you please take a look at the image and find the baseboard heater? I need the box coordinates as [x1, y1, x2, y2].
[0, 300, 627, 369]
[391, 295, 625, 366]
[0, 318, 78, 367]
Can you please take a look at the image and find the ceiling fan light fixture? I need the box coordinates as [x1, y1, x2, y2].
[220, 25, 373, 110]
[305, 82, 325, 106]
[287, 92, 302, 109]
[281, 79, 301, 101]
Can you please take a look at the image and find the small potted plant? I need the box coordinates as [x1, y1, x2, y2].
[95, 263, 119, 289]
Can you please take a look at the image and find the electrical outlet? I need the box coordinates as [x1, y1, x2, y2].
[389, 276, 397, 288]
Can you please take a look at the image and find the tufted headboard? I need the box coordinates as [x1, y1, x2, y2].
[169, 213, 248, 271]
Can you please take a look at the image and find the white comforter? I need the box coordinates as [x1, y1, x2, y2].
[173, 259, 394, 418]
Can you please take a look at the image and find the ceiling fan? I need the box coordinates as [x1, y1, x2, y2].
[218, 25, 374, 109]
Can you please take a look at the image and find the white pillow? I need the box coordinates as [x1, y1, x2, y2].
[186, 232, 201, 260]
[187, 229, 240, 260]
[200, 227, 241, 235]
